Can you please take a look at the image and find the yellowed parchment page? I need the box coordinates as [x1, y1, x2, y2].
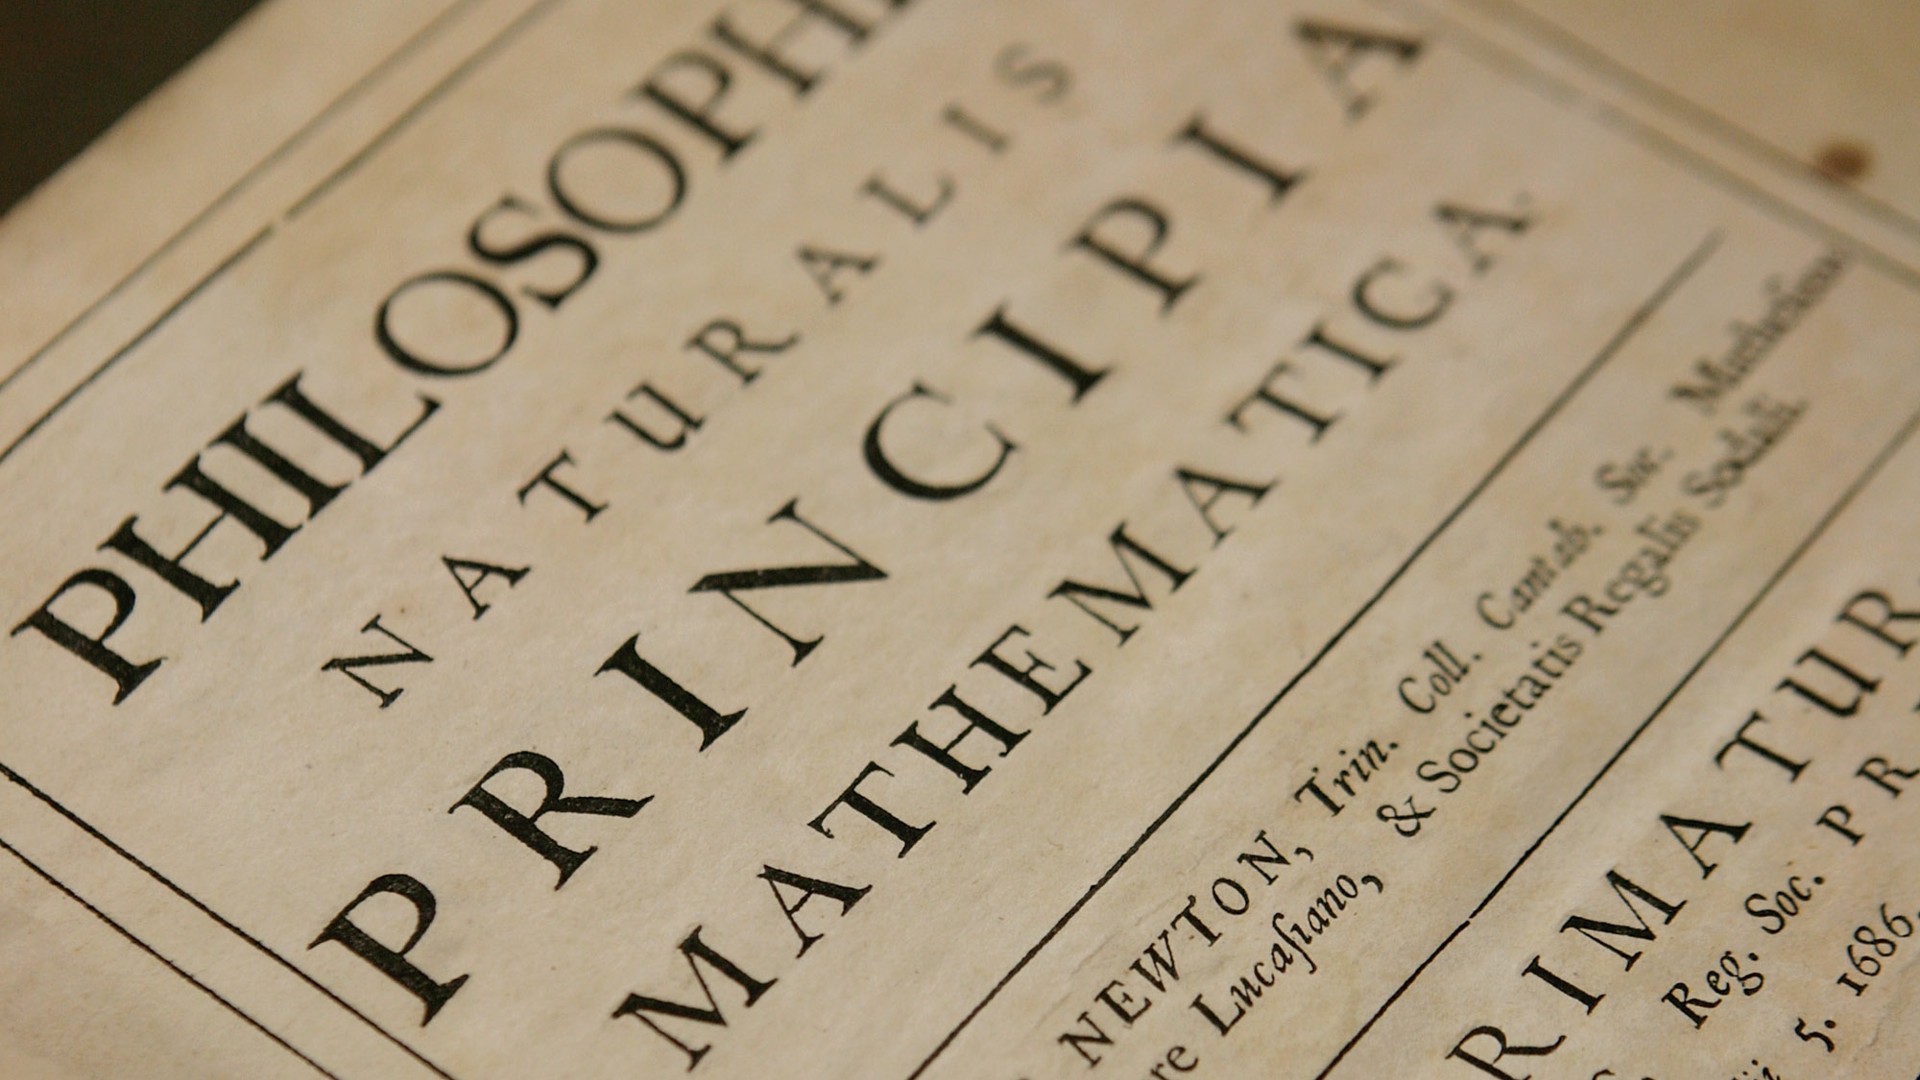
[0, 2, 1915, 1077]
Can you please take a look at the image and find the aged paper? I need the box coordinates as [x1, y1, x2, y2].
[1, 1, 1916, 1078]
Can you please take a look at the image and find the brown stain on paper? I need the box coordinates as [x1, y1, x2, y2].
[1813, 139, 1873, 184]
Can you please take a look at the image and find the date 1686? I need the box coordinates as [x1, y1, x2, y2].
[1833, 901, 1916, 996]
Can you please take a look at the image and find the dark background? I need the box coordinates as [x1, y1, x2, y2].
[0, 1, 264, 213]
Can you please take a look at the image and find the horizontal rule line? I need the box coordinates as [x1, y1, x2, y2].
[0, 0, 487, 401]
[1459, 0, 1920, 243]
[1376, 0, 1920, 294]
[902, 231, 1721, 1080]
[0, 834, 341, 1080]
[0, 224, 273, 469]
[287, 0, 569, 220]
[1310, 372, 1920, 1079]
[0, 0, 568, 475]
[0, 758, 464, 1080]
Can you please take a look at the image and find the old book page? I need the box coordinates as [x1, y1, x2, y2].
[1, 1, 1916, 1077]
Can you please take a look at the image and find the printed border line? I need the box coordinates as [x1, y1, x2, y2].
[6, 4, 1912, 1078]
[0, 226, 274, 468]
[1273, 5, 1920, 1073]
[0, 4, 581, 1075]
[288, 0, 570, 219]
[1459, 0, 1920, 243]
[910, 1, 1920, 1071]
[0, 760, 462, 1080]
[0, 0, 487, 399]
[1311, 399, 1920, 1080]
[0, 834, 340, 1080]
[0, 0, 570, 473]
[902, 232, 1724, 1080]
[1373, 0, 1920, 292]
[1590, 103, 1920, 295]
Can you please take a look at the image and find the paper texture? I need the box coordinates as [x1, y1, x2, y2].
[1, 2, 1916, 1077]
